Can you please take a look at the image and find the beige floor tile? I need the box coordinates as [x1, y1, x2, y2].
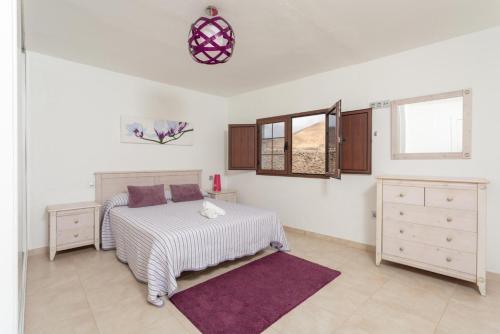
[273, 300, 345, 334]
[435, 279, 500, 334]
[25, 275, 94, 334]
[450, 279, 500, 307]
[139, 313, 193, 334]
[261, 325, 281, 333]
[24, 232, 500, 334]
[335, 298, 436, 334]
[435, 299, 500, 334]
[370, 279, 453, 323]
[91, 295, 170, 334]
[26, 253, 78, 296]
[333, 262, 390, 296]
[302, 280, 371, 317]
[164, 302, 201, 333]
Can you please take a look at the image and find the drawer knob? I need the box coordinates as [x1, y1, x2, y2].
[399, 229, 404, 234]
[446, 217, 453, 222]
[74, 219, 79, 224]
[399, 247, 404, 252]
[446, 197, 454, 202]
[446, 257, 452, 262]
[399, 211, 404, 216]
[399, 193, 405, 198]
[446, 236, 453, 242]
[73, 233, 79, 238]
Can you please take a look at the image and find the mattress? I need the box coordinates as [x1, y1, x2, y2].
[101, 196, 289, 306]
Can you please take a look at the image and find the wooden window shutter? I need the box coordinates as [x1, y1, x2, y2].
[228, 124, 257, 170]
[341, 108, 372, 174]
[326, 100, 342, 179]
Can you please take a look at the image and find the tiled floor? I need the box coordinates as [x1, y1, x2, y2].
[25, 230, 500, 334]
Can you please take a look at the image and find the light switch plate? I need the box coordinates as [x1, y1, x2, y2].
[369, 100, 390, 109]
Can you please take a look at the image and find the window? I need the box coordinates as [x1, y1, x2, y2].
[255, 101, 342, 178]
[228, 101, 371, 179]
[391, 89, 471, 159]
[291, 113, 325, 175]
[257, 117, 288, 175]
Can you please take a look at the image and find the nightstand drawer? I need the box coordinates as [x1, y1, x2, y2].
[214, 193, 237, 202]
[56, 208, 94, 231]
[57, 226, 94, 246]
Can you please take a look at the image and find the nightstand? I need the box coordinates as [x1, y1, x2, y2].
[47, 201, 101, 261]
[206, 189, 238, 203]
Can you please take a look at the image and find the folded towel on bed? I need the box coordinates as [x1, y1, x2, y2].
[199, 200, 226, 219]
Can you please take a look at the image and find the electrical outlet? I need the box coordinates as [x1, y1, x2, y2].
[369, 100, 391, 109]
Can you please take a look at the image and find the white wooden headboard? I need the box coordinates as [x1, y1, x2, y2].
[94, 170, 202, 205]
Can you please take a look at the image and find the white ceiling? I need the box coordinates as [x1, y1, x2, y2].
[24, 0, 500, 96]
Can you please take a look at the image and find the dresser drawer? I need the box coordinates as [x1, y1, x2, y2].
[425, 187, 477, 211]
[383, 236, 476, 275]
[57, 226, 94, 246]
[383, 203, 477, 232]
[383, 220, 477, 253]
[56, 209, 94, 232]
[383, 185, 424, 205]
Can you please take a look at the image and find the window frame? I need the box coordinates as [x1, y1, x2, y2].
[257, 108, 334, 179]
[256, 116, 290, 176]
[325, 100, 342, 179]
[391, 89, 472, 160]
[289, 109, 330, 179]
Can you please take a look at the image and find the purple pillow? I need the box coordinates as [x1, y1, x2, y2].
[127, 184, 167, 208]
[170, 184, 204, 202]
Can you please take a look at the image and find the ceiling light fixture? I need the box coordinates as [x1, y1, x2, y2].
[188, 6, 235, 65]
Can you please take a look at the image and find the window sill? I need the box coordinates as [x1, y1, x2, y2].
[256, 171, 329, 179]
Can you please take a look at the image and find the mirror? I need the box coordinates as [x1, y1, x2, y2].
[391, 90, 471, 159]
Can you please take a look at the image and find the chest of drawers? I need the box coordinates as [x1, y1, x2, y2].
[375, 176, 488, 295]
[48, 201, 101, 260]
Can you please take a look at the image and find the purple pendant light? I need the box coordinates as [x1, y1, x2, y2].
[188, 6, 235, 65]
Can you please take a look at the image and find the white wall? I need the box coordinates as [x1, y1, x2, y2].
[27, 52, 228, 250]
[227, 27, 500, 273]
[1, 0, 19, 332]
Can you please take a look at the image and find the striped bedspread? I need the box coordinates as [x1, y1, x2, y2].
[101, 195, 289, 306]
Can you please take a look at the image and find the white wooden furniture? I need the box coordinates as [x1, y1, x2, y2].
[207, 189, 238, 203]
[95, 170, 202, 205]
[48, 202, 101, 260]
[376, 175, 488, 295]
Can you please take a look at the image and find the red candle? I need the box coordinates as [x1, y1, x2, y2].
[213, 174, 221, 192]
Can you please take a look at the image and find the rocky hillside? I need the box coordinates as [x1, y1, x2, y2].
[292, 122, 325, 174]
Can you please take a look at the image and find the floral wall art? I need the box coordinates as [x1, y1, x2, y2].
[121, 116, 194, 145]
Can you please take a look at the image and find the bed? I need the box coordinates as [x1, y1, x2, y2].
[95, 170, 289, 306]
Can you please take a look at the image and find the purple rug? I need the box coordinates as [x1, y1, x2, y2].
[171, 252, 341, 334]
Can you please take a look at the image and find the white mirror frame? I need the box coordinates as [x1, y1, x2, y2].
[391, 89, 472, 160]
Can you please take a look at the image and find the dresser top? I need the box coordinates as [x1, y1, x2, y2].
[377, 175, 489, 184]
[47, 201, 101, 212]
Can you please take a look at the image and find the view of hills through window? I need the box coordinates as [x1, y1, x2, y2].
[292, 114, 325, 174]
